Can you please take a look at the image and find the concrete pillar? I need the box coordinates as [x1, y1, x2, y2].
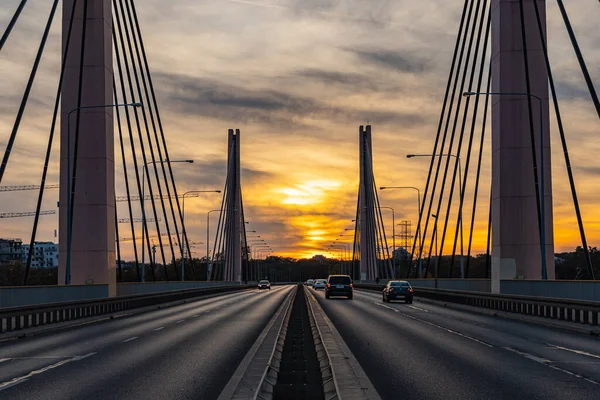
[491, 0, 554, 292]
[359, 126, 377, 281]
[59, 0, 116, 296]
[233, 129, 242, 283]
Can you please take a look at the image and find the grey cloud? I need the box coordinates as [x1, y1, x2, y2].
[296, 68, 380, 91]
[173, 156, 274, 189]
[154, 71, 424, 130]
[353, 49, 429, 73]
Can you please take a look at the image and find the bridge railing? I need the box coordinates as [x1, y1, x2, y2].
[0, 284, 254, 334]
[355, 284, 600, 328]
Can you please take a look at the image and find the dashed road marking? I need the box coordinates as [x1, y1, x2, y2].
[176, 320, 185, 324]
[374, 301, 493, 347]
[122, 336, 138, 343]
[547, 344, 600, 360]
[408, 305, 428, 312]
[154, 326, 165, 331]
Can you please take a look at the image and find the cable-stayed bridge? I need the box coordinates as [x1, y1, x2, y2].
[0, 1, 600, 399]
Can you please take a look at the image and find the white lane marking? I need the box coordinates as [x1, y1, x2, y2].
[408, 305, 428, 312]
[0, 359, 11, 363]
[192, 314, 199, 318]
[503, 347, 551, 364]
[374, 301, 493, 347]
[122, 336, 138, 343]
[548, 365, 599, 385]
[176, 320, 185, 324]
[547, 344, 600, 360]
[154, 326, 165, 331]
[0, 353, 96, 391]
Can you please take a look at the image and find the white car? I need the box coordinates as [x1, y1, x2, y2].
[313, 279, 327, 290]
[307, 279, 314, 287]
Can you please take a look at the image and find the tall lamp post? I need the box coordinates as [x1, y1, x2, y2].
[463, 91, 547, 280]
[206, 209, 223, 280]
[140, 159, 194, 282]
[65, 102, 142, 284]
[432, 213, 439, 288]
[380, 186, 422, 278]
[406, 154, 465, 279]
[181, 189, 221, 281]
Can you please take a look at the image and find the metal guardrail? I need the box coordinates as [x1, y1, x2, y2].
[355, 284, 600, 327]
[0, 284, 254, 334]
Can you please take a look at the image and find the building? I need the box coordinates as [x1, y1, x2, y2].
[0, 238, 23, 265]
[21, 242, 59, 269]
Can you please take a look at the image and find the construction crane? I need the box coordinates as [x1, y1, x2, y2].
[0, 185, 59, 192]
[115, 193, 198, 202]
[118, 233, 172, 242]
[117, 217, 160, 223]
[0, 210, 56, 218]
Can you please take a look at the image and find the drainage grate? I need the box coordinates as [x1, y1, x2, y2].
[273, 286, 324, 400]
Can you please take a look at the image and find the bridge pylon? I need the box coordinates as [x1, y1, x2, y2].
[210, 129, 247, 282]
[58, 0, 116, 295]
[491, 0, 555, 290]
[353, 125, 393, 282]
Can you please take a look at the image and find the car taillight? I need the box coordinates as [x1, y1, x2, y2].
[409, 288, 413, 292]
[349, 283, 353, 288]
[389, 288, 394, 292]
[327, 283, 330, 288]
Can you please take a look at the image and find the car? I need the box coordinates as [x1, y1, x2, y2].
[307, 279, 314, 287]
[325, 275, 353, 299]
[313, 279, 327, 290]
[382, 281, 413, 303]
[258, 280, 271, 290]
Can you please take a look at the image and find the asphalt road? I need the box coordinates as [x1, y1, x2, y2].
[312, 288, 600, 400]
[0, 285, 294, 399]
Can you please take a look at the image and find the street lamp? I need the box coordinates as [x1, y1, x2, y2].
[431, 213, 439, 288]
[140, 159, 193, 282]
[206, 209, 223, 280]
[180, 189, 221, 281]
[406, 154, 465, 279]
[65, 102, 142, 285]
[463, 91, 547, 279]
[380, 186, 423, 278]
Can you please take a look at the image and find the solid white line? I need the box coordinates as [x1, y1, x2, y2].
[154, 326, 165, 331]
[547, 344, 600, 360]
[122, 336, 138, 343]
[0, 352, 96, 391]
[0, 379, 28, 391]
[176, 320, 185, 324]
[408, 305, 428, 312]
[0, 358, 11, 363]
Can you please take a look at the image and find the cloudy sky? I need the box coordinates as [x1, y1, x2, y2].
[1, 0, 599, 260]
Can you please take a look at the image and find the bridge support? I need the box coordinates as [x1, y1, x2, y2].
[357, 126, 392, 281]
[491, 0, 554, 292]
[223, 129, 242, 282]
[59, 0, 116, 295]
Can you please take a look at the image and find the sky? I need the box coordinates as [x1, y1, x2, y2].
[1, 0, 600, 260]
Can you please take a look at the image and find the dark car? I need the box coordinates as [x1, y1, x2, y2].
[325, 275, 353, 299]
[383, 281, 413, 303]
[258, 280, 271, 290]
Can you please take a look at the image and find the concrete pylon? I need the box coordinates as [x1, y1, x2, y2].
[59, 0, 116, 296]
[358, 125, 379, 281]
[491, 0, 554, 292]
[223, 129, 242, 282]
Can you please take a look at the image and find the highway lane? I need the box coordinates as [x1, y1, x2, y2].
[0, 285, 294, 399]
[311, 287, 600, 400]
